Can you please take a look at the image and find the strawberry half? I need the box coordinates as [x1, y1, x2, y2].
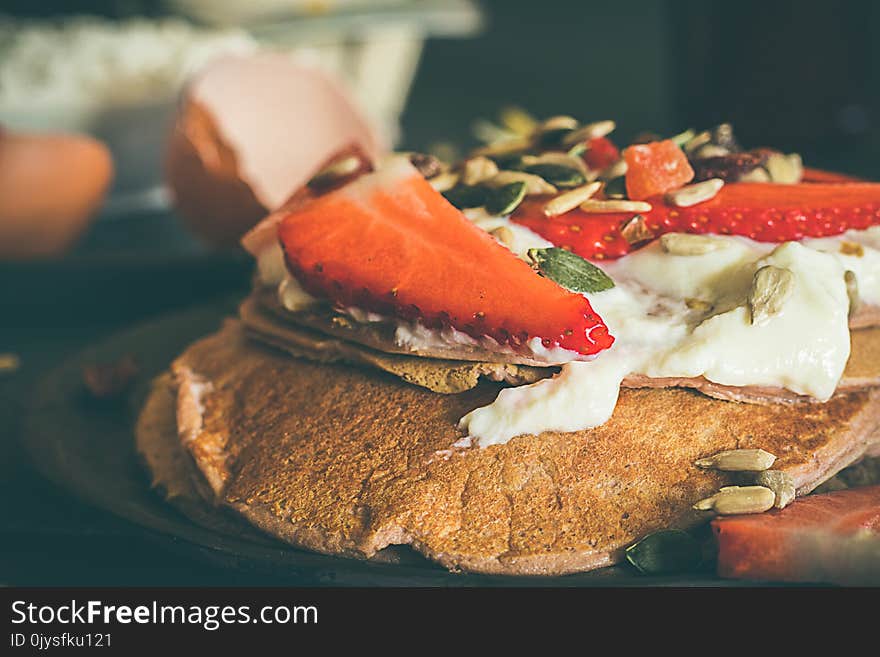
[511, 182, 880, 260]
[277, 158, 613, 357]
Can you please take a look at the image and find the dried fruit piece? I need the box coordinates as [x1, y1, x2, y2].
[690, 152, 766, 183]
[623, 139, 694, 200]
[581, 136, 621, 172]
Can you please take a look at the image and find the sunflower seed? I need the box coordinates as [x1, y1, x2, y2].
[580, 199, 652, 214]
[473, 136, 532, 158]
[543, 182, 602, 217]
[693, 486, 776, 515]
[429, 171, 460, 192]
[486, 181, 527, 215]
[840, 241, 865, 257]
[521, 152, 588, 176]
[754, 470, 796, 509]
[692, 144, 731, 159]
[695, 448, 777, 472]
[523, 163, 586, 188]
[749, 265, 795, 326]
[620, 214, 655, 244]
[308, 155, 362, 188]
[462, 156, 500, 186]
[488, 170, 558, 195]
[538, 115, 579, 133]
[599, 158, 628, 180]
[500, 106, 538, 136]
[562, 120, 616, 147]
[490, 225, 515, 247]
[660, 233, 725, 256]
[845, 270, 860, 319]
[765, 152, 803, 184]
[665, 178, 724, 207]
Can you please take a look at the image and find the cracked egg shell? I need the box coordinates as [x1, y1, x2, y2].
[166, 53, 386, 247]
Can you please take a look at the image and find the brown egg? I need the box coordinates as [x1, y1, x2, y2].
[0, 129, 113, 259]
[166, 53, 386, 248]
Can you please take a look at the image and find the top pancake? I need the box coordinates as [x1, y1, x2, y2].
[163, 320, 880, 575]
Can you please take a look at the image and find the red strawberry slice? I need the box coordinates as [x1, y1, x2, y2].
[712, 485, 880, 585]
[511, 182, 880, 260]
[277, 158, 613, 357]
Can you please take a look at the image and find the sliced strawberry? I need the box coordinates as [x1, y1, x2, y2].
[582, 136, 620, 171]
[624, 139, 694, 200]
[277, 158, 613, 357]
[511, 182, 880, 260]
[712, 485, 880, 585]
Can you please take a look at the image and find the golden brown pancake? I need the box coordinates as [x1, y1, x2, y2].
[147, 320, 880, 576]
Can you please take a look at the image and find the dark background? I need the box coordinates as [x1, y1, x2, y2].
[2, 0, 879, 584]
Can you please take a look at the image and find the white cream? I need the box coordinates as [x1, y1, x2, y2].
[461, 235, 860, 448]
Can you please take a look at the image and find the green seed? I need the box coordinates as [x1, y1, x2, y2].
[485, 182, 527, 216]
[527, 247, 615, 294]
[442, 185, 488, 209]
[625, 530, 703, 575]
[523, 163, 586, 188]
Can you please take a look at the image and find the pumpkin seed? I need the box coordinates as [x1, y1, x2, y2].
[429, 171, 460, 193]
[523, 163, 586, 188]
[485, 182, 527, 216]
[845, 270, 860, 319]
[754, 470, 796, 509]
[521, 152, 588, 176]
[527, 247, 615, 293]
[660, 233, 725, 256]
[581, 199, 652, 214]
[562, 119, 616, 147]
[625, 530, 703, 575]
[488, 170, 558, 195]
[840, 241, 865, 257]
[693, 486, 776, 515]
[695, 448, 777, 472]
[462, 156, 500, 186]
[543, 182, 602, 217]
[665, 178, 724, 207]
[308, 155, 361, 188]
[749, 265, 795, 326]
[442, 184, 488, 209]
[620, 214, 655, 244]
[765, 152, 803, 184]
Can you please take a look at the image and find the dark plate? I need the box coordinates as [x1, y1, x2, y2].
[21, 299, 736, 586]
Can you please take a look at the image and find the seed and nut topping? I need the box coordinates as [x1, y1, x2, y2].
[430, 171, 460, 193]
[620, 214, 655, 244]
[486, 181, 527, 216]
[748, 265, 795, 326]
[528, 247, 615, 293]
[462, 156, 500, 186]
[472, 136, 532, 158]
[695, 448, 776, 472]
[764, 152, 803, 184]
[521, 152, 588, 176]
[693, 485, 776, 515]
[489, 170, 558, 195]
[580, 199, 652, 214]
[490, 225, 515, 247]
[543, 181, 602, 217]
[753, 470, 796, 509]
[522, 163, 586, 188]
[659, 233, 725, 255]
[665, 178, 724, 208]
[562, 119, 616, 147]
